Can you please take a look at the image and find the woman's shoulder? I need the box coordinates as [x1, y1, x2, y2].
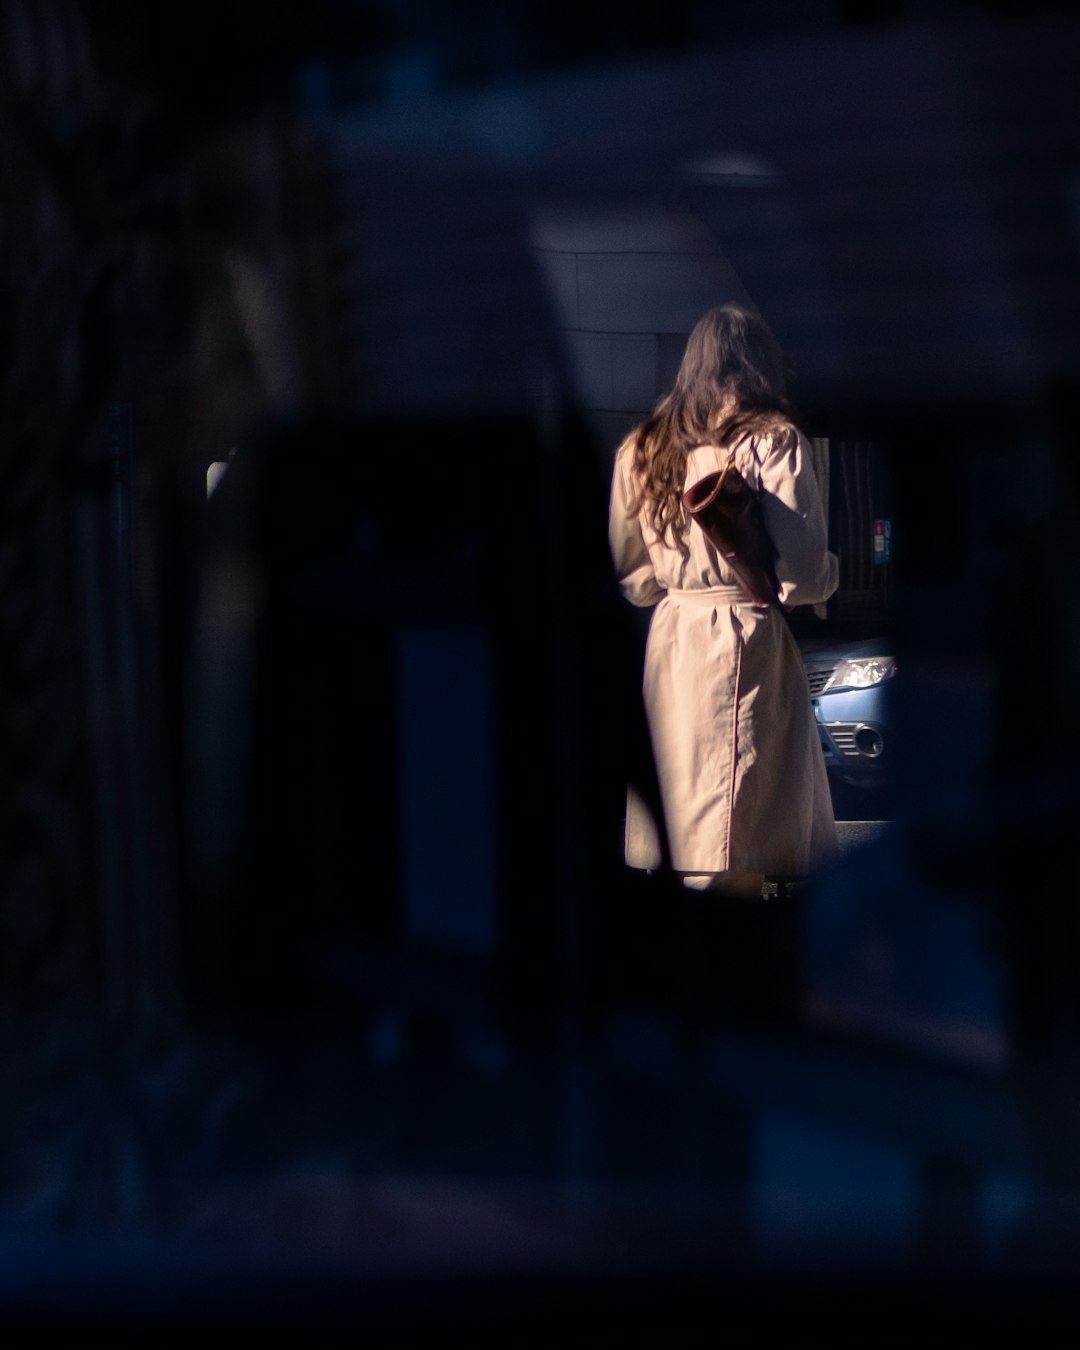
[743, 420, 804, 461]
[615, 431, 637, 460]
[611, 430, 642, 499]
[613, 428, 643, 480]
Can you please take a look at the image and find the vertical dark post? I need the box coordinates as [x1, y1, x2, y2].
[537, 408, 594, 1184]
[76, 402, 183, 1040]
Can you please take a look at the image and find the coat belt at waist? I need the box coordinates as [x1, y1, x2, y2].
[663, 584, 754, 605]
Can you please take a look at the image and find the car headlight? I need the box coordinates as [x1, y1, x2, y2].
[822, 655, 896, 691]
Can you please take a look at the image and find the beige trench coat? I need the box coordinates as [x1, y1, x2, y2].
[608, 427, 840, 878]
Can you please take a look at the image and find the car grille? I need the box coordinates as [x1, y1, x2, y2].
[827, 723, 860, 756]
[805, 666, 835, 697]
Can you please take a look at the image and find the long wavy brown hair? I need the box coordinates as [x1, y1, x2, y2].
[629, 302, 800, 542]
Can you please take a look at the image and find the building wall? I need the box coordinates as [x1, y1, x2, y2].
[530, 207, 754, 458]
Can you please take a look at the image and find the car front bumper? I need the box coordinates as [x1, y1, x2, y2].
[812, 685, 892, 788]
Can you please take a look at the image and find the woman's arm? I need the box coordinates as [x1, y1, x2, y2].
[757, 429, 839, 608]
[608, 443, 665, 607]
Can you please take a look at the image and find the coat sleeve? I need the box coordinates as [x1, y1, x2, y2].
[608, 443, 665, 607]
[757, 429, 839, 608]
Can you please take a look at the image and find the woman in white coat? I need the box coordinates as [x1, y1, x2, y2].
[608, 302, 839, 896]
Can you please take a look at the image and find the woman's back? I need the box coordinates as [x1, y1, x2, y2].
[610, 423, 837, 609]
